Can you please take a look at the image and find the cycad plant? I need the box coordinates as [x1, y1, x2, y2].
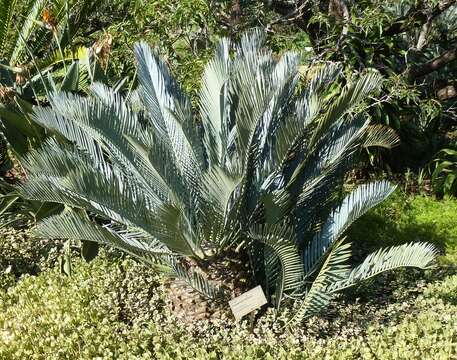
[19, 30, 437, 324]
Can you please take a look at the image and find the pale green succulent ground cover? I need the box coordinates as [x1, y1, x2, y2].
[0, 191, 456, 359]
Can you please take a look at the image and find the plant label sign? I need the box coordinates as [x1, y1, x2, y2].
[229, 285, 267, 320]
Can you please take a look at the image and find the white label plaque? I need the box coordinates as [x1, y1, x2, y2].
[228, 285, 268, 320]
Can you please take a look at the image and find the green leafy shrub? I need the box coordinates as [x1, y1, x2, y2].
[93, 0, 220, 96]
[20, 30, 437, 324]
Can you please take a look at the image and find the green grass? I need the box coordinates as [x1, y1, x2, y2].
[0, 192, 456, 359]
[349, 190, 457, 263]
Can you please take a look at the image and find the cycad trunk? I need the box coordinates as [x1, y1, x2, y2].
[166, 254, 252, 322]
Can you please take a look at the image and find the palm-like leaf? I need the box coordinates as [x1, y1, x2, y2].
[19, 30, 437, 325]
[290, 240, 352, 325]
[325, 242, 438, 293]
[36, 210, 170, 265]
[304, 181, 396, 274]
[5, 0, 98, 65]
[290, 241, 437, 325]
[250, 224, 304, 309]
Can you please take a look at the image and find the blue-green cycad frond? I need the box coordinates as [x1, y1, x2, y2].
[290, 240, 352, 325]
[32, 89, 166, 204]
[303, 181, 396, 274]
[290, 241, 437, 324]
[134, 42, 208, 216]
[20, 139, 157, 229]
[325, 242, 438, 293]
[135, 42, 205, 170]
[249, 224, 304, 310]
[36, 210, 171, 267]
[199, 37, 231, 168]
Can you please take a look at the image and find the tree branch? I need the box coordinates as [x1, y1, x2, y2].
[268, 1, 313, 29]
[437, 84, 457, 101]
[416, 18, 432, 50]
[407, 43, 457, 80]
[329, 0, 351, 36]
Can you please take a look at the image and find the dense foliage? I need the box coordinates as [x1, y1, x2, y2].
[79, 1, 457, 171]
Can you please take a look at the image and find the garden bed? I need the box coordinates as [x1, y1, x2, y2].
[1, 192, 456, 359]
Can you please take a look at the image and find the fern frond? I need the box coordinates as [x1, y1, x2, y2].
[306, 62, 342, 94]
[32, 89, 168, 203]
[363, 124, 400, 149]
[170, 260, 226, 300]
[250, 224, 304, 309]
[309, 71, 383, 148]
[134, 42, 205, 174]
[199, 37, 231, 166]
